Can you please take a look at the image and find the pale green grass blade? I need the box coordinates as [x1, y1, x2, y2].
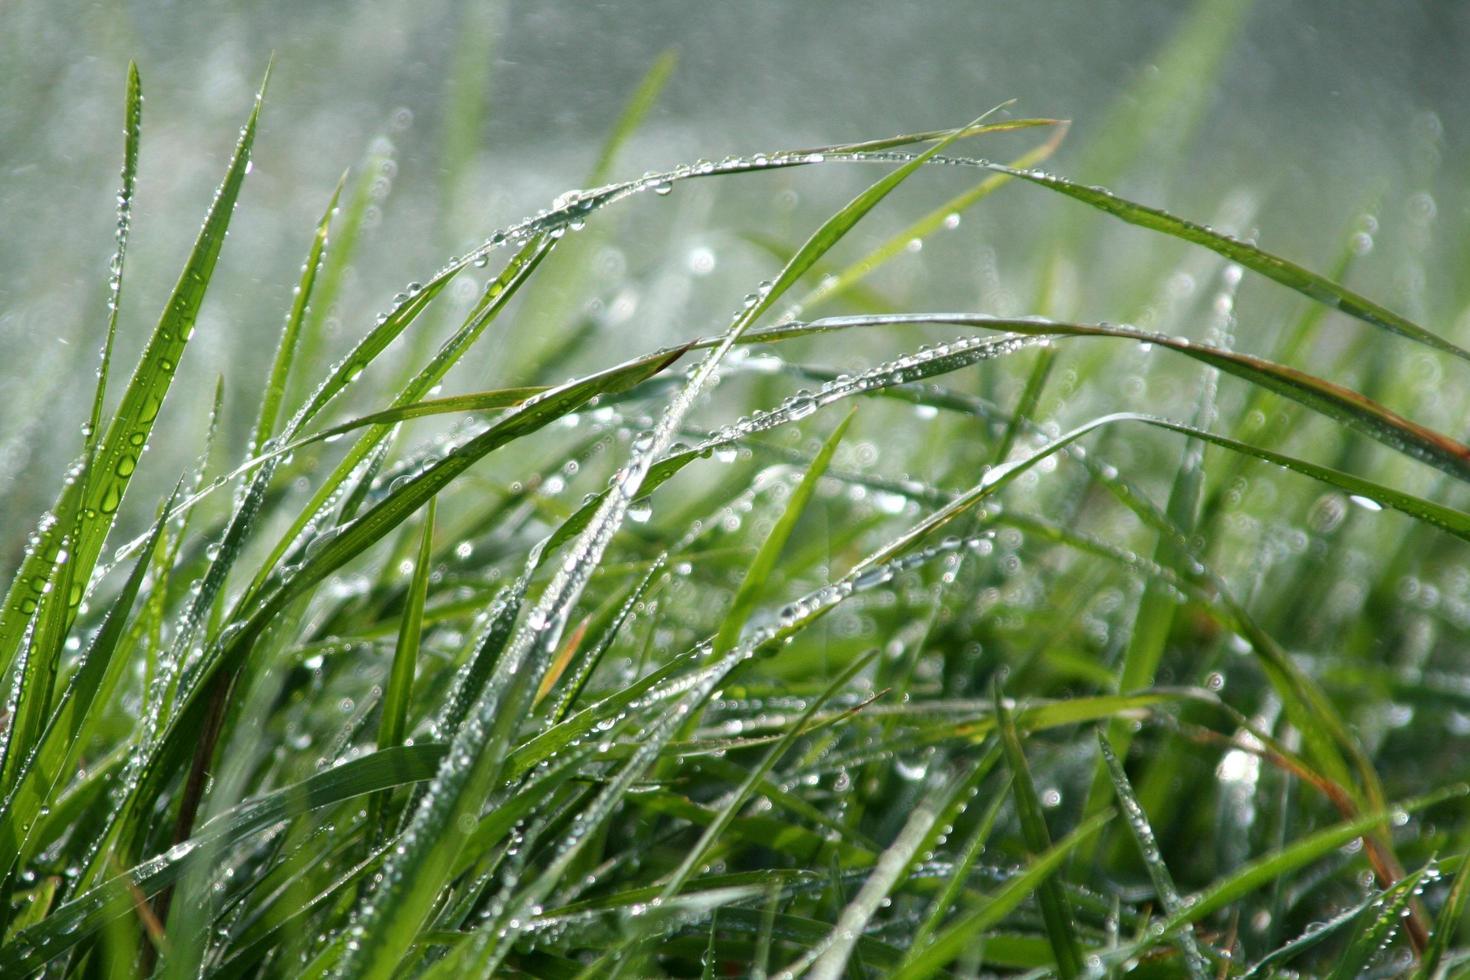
[713, 407, 855, 658]
[252, 173, 345, 452]
[85, 60, 142, 458]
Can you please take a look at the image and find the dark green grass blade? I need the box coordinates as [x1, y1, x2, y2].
[713, 407, 855, 658]
[891, 811, 1113, 979]
[993, 684, 1083, 978]
[0, 65, 267, 680]
[1096, 729, 1209, 979]
[1326, 866, 1428, 980]
[86, 60, 143, 458]
[0, 744, 447, 975]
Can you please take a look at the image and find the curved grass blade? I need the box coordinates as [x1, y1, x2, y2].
[0, 744, 447, 975]
[767, 313, 1470, 483]
[795, 121, 1069, 315]
[983, 162, 1470, 360]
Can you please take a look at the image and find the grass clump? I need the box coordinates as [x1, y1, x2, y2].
[3, 27, 1470, 980]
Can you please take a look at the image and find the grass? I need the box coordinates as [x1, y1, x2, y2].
[4, 11, 1470, 978]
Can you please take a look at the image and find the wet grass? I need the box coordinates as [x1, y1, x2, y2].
[4, 11, 1470, 978]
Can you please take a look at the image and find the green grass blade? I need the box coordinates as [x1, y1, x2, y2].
[796, 122, 1069, 315]
[767, 313, 1470, 483]
[85, 60, 142, 458]
[713, 407, 855, 658]
[330, 114, 990, 980]
[0, 490, 173, 884]
[252, 173, 345, 452]
[1096, 728, 1209, 979]
[369, 498, 435, 839]
[985, 161, 1470, 360]
[993, 683, 1083, 978]
[1419, 849, 1470, 979]
[892, 810, 1113, 979]
[660, 649, 877, 901]
[0, 744, 447, 975]
[1326, 866, 1428, 980]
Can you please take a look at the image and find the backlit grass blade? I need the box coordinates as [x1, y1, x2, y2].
[68, 343, 688, 896]
[252, 173, 345, 452]
[795, 121, 1069, 315]
[993, 684, 1083, 978]
[984, 161, 1470, 361]
[85, 60, 143, 458]
[713, 407, 855, 658]
[0, 64, 267, 681]
[240, 234, 552, 606]
[369, 498, 435, 838]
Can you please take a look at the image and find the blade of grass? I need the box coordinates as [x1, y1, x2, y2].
[993, 683, 1083, 978]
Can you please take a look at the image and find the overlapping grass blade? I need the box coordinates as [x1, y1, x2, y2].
[0, 64, 266, 686]
[993, 684, 1083, 977]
